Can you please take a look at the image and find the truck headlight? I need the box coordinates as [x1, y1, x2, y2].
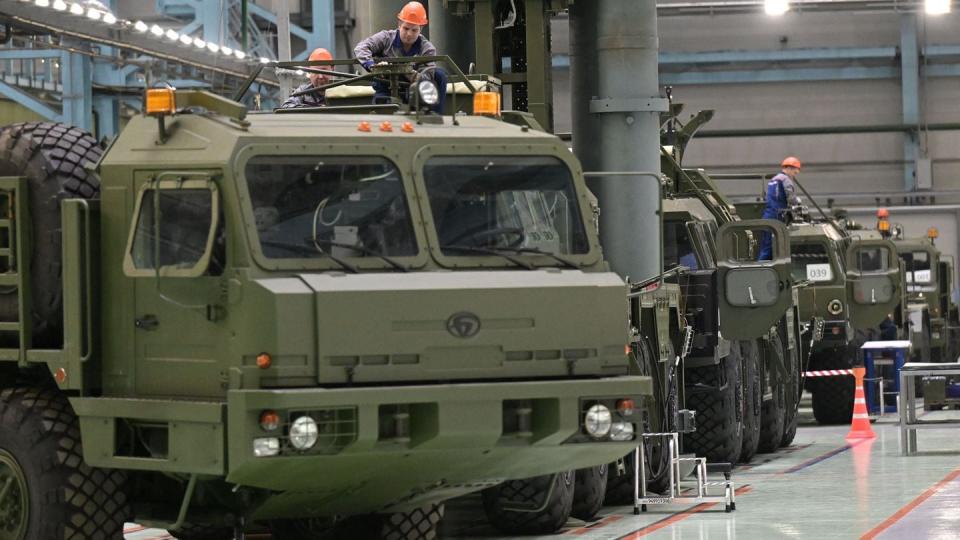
[418, 80, 439, 105]
[584, 404, 612, 439]
[253, 437, 280, 457]
[289, 415, 319, 450]
[827, 299, 843, 315]
[609, 421, 635, 441]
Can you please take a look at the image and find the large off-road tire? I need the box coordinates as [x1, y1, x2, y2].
[808, 347, 855, 425]
[780, 323, 802, 447]
[684, 344, 743, 465]
[571, 465, 606, 521]
[0, 122, 102, 347]
[482, 471, 574, 534]
[738, 339, 762, 463]
[379, 505, 445, 540]
[0, 386, 129, 539]
[757, 332, 786, 453]
[270, 505, 443, 540]
[170, 524, 235, 540]
[811, 378, 855, 424]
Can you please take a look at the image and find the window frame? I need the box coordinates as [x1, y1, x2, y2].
[122, 177, 220, 279]
[413, 145, 601, 269]
[790, 240, 842, 285]
[235, 144, 429, 271]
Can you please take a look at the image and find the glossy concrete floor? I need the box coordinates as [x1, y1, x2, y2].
[125, 398, 960, 540]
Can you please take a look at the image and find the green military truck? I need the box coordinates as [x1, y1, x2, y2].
[658, 156, 803, 464]
[736, 204, 902, 424]
[656, 114, 804, 462]
[0, 83, 653, 539]
[602, 110, 805, 503]
[879, 218, 960, 364]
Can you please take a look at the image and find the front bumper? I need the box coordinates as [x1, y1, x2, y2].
[226, 377, 650, 518]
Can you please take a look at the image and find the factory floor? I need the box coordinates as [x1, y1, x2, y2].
[125, 397, 960, 540]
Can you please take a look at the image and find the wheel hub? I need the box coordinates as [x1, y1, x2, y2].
[0, 449, 28, 539]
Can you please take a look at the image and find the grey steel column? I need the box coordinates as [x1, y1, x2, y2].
[427, 0, 475, 71]
[570, 0, 664, 283]
[356, 0, 408, 39]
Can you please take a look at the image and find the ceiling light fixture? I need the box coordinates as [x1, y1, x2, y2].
[764, 0, 789, 15]
[925, 0, 951, 14]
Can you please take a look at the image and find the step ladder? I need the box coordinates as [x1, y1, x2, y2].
[633, 432, 736, 513]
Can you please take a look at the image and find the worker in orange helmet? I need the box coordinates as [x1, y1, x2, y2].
[279, 47, 334, 109]
[759, 156, 803, 259]
[353, 1, 448, 112]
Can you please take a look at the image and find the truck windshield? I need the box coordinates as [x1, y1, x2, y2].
[791, 242, 836, 283]
[422, 156, 589, 257]
[244, 155, 417, 260]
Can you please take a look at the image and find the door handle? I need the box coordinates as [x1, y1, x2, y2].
[135, 314, 159, 331]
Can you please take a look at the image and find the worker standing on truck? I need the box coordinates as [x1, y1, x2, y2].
[279, 47, 334, 109]
[353, 1, 448, 112]
[759, 156, 803, 260]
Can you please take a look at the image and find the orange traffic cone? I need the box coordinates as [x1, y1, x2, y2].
[846, 367, 876, 440]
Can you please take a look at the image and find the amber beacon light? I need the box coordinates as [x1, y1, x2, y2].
[473, 90, 501, 117]
[145, 88, 176, 115]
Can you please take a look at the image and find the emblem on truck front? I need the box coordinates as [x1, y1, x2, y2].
[447, 312, 481, 338]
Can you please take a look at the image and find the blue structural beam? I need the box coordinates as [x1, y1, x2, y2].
[0, 49, 63, 60]
[659, 47, 898, 65]
[61, 51, 92, 132]
[247, 1, 334, 60]
[0, 80, 59, 120]
[659, 66, 899, 85]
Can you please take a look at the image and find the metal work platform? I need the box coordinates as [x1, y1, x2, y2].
[634, 432, 736, 513]
[899, 362, 960, 455]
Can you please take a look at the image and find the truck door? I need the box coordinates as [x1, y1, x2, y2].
[845, 239, 901, 329]
[123, 173, 226, 397]
[716, 219, 793, 339]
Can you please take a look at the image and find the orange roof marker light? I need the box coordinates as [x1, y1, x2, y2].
[473, 90, 501, 117]
[379, 121, 394, 132]
[145, 87, 176, 115]
[256, 352, 272, 369]
[357, 121, 371, 132]
[401, 121, 415, 133]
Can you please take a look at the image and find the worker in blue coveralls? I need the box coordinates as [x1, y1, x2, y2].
[353, 1, 448, 113]
[278, 48, 333, 109]
[758, 156, 803, 260]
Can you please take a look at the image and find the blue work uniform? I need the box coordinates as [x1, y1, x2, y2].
[278, 83, 326, 109]
[353, 29, 448, 113]
[759, 172, 800, 260]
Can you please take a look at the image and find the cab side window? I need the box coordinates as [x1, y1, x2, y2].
[126, 183, 224, 277]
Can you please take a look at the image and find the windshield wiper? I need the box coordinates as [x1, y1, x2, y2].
[312, 238, 410, 272]
[503, 246, 581, 269]
[260, 240, 359, 274]
[439, 244, 535, 270]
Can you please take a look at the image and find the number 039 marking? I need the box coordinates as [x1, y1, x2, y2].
[806, 263, 833, 282]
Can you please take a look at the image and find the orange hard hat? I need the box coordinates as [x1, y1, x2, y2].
[781, 156, 802, 170]
[876, 208, 890, 218]
[398, 1, 428, 25]
[308, 48, 333, 62]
